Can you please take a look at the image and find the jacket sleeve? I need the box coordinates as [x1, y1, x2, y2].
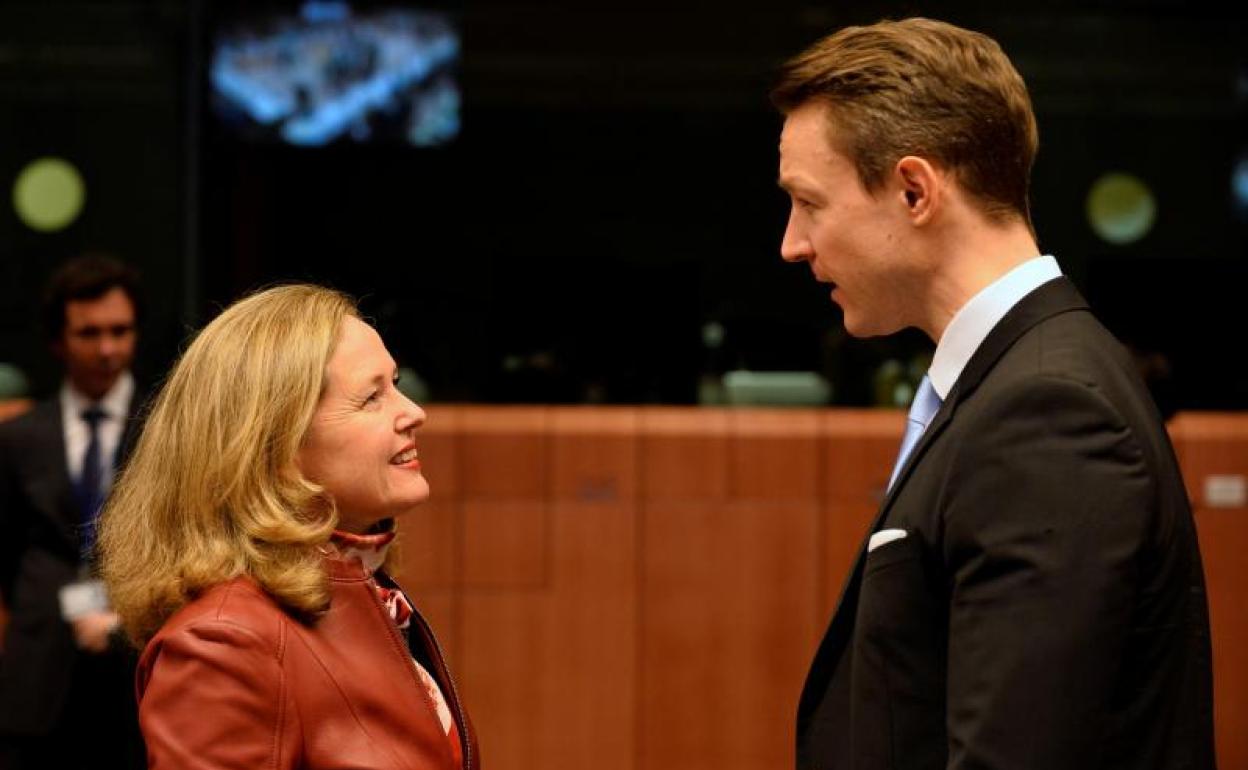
[140, 619, 300, 769]
[941, 375, 1153, 769]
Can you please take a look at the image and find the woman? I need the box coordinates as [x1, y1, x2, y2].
[97, 285, 476, 769]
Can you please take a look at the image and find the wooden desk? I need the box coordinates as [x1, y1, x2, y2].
[395, 406, 1245, 770]
[1, 401, 1240, 768]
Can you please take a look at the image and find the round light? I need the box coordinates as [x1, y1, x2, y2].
[12, 157, 86, 232]
[0, 363, 30, 398]
[701, 321, 725, 349]
[1086, 172, 1156, 245]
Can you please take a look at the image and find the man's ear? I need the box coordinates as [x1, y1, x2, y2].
[894, 156, 942, 226]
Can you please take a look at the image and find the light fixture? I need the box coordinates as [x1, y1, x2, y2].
[1086, 172, 1156, 246]
[12, 157, 86, 233]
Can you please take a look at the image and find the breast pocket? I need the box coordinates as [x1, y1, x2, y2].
[858, 531, 938, 653]
[853, 532, 947, 768]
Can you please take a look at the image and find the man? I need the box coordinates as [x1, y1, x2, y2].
[773, 18, 1213, 770]
[0, 255, 147, 769]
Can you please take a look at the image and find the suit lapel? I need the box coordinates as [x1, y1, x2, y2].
[16, 382, 148, 554]
[25, 399, 80, 544]
[949, 277, 1090, 402]
[874, 277, 1090, 521]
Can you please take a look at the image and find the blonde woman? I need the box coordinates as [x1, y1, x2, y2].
[97, 285, 475, 769]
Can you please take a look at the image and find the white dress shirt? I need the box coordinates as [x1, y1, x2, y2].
[60, 371, 134, 491]
[927, 256, 1063, 400]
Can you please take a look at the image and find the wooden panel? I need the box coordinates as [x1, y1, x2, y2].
[551, 408, 639, 503]
[729, 409, 820, 501]
[640, 408, 728, 501]
[820, 409, 904, 504]
[817, 501, 876, 624]
[460, 408, 549, 499]
[640, 501, 817, 770]
[459, 502, 636, 770]
[1169, 412, 1248, 510]
[420, 404, 463, 500]
[461, 501, 548, 589]
[396, 500, 458, 589]
[399, 407, 463, 665]
[1193, 506, 1248, 770]
[1171, 413, 1248, 770]
[435, 406, 1248, 770]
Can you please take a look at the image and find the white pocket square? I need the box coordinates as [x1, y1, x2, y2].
[868, 528, 907, 552]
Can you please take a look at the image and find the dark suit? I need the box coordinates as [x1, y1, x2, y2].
[797, 279, 1214, 769]
[0, 389, 146, 770]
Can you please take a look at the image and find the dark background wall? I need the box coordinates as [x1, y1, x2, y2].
[1, 0, 1245, 410]
[0, 2, 187, 394]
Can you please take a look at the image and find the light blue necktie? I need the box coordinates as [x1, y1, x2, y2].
[888, 375, 943, 491]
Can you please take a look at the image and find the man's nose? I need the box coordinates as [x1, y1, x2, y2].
[780, 213, 810, 263]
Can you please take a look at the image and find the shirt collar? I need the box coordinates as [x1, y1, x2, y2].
[327, 518, 397, 576]
[60, 371, 135, 421]
[928, 255, 1062, 399]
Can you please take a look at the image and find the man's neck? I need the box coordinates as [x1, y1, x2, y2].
[920, 219, 1040, 343]
[63, 371, 134, 411]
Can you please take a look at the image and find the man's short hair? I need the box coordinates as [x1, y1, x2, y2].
[42, 254, 144, 340]
[771, 17, 1039, 229]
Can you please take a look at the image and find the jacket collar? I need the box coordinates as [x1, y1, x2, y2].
[878, 277, 1090, 514]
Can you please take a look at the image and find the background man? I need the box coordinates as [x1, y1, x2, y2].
[773, 18, 1214, 770]
[0, 255, 146, 769]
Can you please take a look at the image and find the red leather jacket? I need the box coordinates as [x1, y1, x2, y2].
[136, 557, 477, 769]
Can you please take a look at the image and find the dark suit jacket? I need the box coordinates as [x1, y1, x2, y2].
[0, 387, 144, 738]
[797, 279, 1214, 770]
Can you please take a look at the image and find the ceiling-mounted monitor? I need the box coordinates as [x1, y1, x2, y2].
[210, 2, 459, 147]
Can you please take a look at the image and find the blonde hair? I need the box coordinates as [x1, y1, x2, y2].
[98, 284, 358, 645]
[771, 17, 1039, 230]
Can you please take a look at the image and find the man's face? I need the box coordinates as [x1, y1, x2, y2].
[56, 287, 137, 400]
[778, 102, 921, 337]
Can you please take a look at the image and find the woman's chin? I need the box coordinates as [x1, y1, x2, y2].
[390, 486, 433, 519]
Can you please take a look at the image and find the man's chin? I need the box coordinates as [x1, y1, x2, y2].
[75, 373, 124, 400]
[840, 314, 898, 339]
[838, 309, 869, 338]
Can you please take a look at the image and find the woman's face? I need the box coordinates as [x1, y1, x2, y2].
[298, 316, 429, 532]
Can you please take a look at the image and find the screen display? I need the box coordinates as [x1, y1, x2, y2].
[210, 2, 459, 147]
